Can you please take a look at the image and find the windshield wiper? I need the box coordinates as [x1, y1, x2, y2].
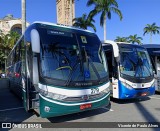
[123, 53, 143, 77]
[88, 57, 101, 82]
[65, 57, 82, 86]
[138, 58, 152, 76]
[134, 58, 142, 77]
[65, 48, 101, 86]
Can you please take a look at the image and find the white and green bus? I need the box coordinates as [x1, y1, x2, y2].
[6, 22, 110, 118]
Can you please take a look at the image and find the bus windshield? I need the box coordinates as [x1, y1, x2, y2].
[120, 47, 153, 78]
[39, 27, 108, 86]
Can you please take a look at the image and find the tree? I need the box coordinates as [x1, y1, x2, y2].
[0, 33, 10, 71]
[128, 34, 143, 45]
[87, 0, 123, 40]
[143, 23, 160, 44]
[0, 29, 3, 48]
[0, 31, 20, 71]
[114, 36, 128, 42]
[73, 13, 96, 32]
[8, 31, 20, 49]
[0, 31, 5, 70]
[0, 30, 3, 48]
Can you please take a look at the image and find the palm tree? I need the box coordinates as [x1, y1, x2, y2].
[8, 31, 20, 49]
[128, 34, 143, 45]
[143, 23, 160, 44]
[0, 29, 2, 35]
[87, 0, 123, 41]
[73, 13, 96, 32]
[0, 31, 20, 71]
[0, 33, 10, 71]
[0, 30, 3, 48]
[114, 36, 128, 42]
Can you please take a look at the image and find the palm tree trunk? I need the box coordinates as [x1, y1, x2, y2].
[22, 0, 26, 34]
[103, 14, 107, 41]
[150, 33, 152, 44]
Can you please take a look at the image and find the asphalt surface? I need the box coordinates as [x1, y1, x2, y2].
[0, 87, 160, 131]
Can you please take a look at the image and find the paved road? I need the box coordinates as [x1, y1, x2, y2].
[0, 87, 160, 131]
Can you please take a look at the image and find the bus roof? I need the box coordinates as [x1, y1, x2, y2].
[102, 40, 144, 49]
[142, 44, 160, 56]
[102, 40, 131, 45]
[116, 42, 130, 44]
[7, 21, 95, 58]
[142, 44, 160, 49]
[33, 21, 93, 34]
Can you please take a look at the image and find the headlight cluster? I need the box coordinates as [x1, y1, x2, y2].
[39, 85, 48, 96]
[47, 92, 67, 100]
[121, 81, 133, 90]
[151, 81, 155, 87]
[39, 85, 67, 100]
[102, 87, 110, 93]
[39, 85, 110, 101]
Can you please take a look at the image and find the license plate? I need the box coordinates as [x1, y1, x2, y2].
[141, 92, 148, 96]
[80, 103, 92, 110]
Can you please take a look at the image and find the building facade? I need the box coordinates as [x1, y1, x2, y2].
[56, 0, 75, 26]
[0, 14, 29, 71]
[0, 14, 29, 35]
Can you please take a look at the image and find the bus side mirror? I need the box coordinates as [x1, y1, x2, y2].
[32, 56, 39, 85]
[31, 29, 40, 53]
[31, 29, 40, 85]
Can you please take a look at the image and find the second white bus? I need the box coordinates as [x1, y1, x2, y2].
[102, 40, 155, 99]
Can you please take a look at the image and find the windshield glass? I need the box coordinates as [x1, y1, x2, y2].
[39, 27, 108, 85]
[120, 46, 153, 77]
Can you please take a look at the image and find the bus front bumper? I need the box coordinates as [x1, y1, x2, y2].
[39, 93, 110, 118]
[119, 82, 155, 99]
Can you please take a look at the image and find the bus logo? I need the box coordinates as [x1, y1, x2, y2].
[2, 123, 11, 128]
[82, 95, 89, 101]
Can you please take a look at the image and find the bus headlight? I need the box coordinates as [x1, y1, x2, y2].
[47, 92, 67, 100]
[102, 87, 110, 94]
[39, 85, 48, 96]
[121, 82, 133, 90]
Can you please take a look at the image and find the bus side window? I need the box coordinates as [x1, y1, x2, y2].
[113, 59, 118, 79]
[150, 56, 156, 74]
[15, 44, 20, 63]
[14, 43, 21, 77]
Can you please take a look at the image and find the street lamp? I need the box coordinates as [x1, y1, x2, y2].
[22, 0, 26, 34]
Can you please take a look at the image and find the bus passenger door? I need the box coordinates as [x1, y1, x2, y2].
[21, 41, 32, 112]
[112, 77, 119, 98]
[21, 73, 28, 111]
[156, 56, 160, 91]
[105, 47, 119, 98]
[23, 42, 39, 111]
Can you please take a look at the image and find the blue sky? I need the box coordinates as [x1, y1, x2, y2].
[0, 0, 160, 44]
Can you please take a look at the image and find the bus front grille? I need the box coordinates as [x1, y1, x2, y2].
[63, 92, 106, 102]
